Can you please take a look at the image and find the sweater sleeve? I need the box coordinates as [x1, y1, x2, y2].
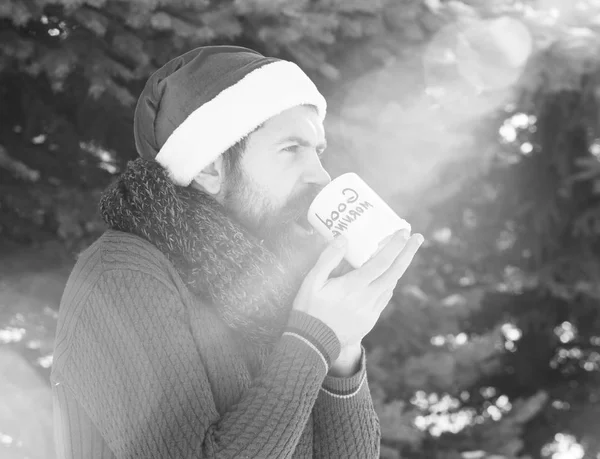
[53, 267, 341, 459]
[312, 346, 381, 458]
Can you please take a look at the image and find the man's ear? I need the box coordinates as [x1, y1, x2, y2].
[191, 155, 225, 196]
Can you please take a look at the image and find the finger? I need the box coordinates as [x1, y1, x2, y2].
[346, 229, 410, 286]
[330, 258, 354, 278]
[373, 287, 395, 315]
[370, 233, 424, 292]
[308, 236, 348, 286]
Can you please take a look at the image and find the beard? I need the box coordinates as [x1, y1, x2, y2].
[221, 167, 327, 289]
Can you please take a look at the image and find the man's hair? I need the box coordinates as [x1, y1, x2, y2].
[221, 136, 247, 178]
[219, 120, 262, 180]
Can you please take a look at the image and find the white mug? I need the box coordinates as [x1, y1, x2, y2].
[307, 172, 411, 268]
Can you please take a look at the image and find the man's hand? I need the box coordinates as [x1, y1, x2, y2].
[292, 229, 424, 349]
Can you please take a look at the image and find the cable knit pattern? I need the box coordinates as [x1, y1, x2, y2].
[51, 231, 380, 458]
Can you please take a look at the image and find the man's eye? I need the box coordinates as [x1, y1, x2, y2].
[282, 145, 300, 153]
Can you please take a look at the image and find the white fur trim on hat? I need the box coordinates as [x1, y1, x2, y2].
[155, 60, 327, 186]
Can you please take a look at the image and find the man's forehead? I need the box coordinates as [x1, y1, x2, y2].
[257, 105, 325, 142]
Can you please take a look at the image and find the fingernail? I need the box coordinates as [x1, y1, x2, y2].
[416, 234, 424, 245]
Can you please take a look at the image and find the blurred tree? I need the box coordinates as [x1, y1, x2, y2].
[361, 6, 600, 457]
[2, 1, 600, 459]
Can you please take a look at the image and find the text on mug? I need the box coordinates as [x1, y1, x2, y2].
[314, 187, 374, 237]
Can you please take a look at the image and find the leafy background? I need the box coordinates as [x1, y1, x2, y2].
[1, 0, 600, 458]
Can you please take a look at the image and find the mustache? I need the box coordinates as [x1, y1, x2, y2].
[279, 185, 323, 225]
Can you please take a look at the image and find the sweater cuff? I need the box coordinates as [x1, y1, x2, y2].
[321, 345, 367, 399]
[283, 310, 341, 372]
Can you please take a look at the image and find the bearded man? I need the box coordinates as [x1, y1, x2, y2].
[51, 46, 423, 458]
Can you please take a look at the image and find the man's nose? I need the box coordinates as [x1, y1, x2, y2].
[303, 154, 331, 188]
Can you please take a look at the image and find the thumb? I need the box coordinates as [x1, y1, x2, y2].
[310, 237, 348, 286]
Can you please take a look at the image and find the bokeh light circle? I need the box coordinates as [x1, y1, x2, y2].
[424, 16, 533, 109]
[456, 16, 533, 91]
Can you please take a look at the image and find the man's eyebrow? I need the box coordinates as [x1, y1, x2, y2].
[276, 136, 327, 151]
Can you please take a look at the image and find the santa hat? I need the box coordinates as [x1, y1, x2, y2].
[133, 45, 327, 186]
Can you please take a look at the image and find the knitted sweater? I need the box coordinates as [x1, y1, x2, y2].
[51, 230, 381, 458]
